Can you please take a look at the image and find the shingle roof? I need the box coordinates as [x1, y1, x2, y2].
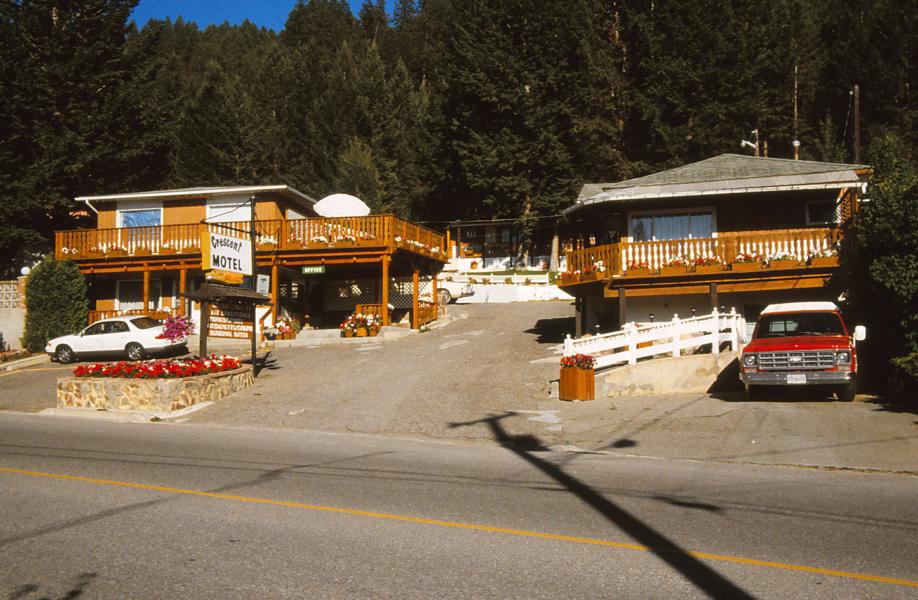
[570, 154, 870, 214]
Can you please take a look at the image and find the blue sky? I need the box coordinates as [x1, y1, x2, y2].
[131, 1, 394, 32]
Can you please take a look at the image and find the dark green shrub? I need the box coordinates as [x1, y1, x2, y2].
[22, 258, 88, 352]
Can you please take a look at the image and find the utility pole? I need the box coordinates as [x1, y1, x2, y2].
[853, 84, 861, 163]
[793, 65, 800, 160]
[250, 195, 258, 377]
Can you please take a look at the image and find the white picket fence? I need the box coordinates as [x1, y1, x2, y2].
[562, 308, 747, 371]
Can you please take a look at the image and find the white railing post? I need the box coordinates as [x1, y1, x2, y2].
[729, 307, 739, 351]
[626, 324, 637, 364]
[563, 334, 573, 357]
[711, 307, 720, 355]
[672, 314, 681, 357]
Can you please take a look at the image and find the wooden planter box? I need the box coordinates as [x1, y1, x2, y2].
[183, 246, 201, 254]
[158, 247, 176, 255]
[356, 327, 368, 337]
[810, 256, 839, 268]
[257, 243, 278, 251]
[106, 249, 127, 257]
[694, 264, 726, 275]
[731, 262, 761, 272]
[307, 242, 328, 249]
[133, 248, 151, 257]
[580, 271, 599, 281]
[86, 251, 104, 259]
[332, 240, 355, 248]
[768, 259, 799, 270]
[559, 367, 595, 401]
[626, 268, 651, 277]
[660, 266, 689, 276]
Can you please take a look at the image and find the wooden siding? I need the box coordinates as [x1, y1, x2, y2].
[164, 199, 205, 225]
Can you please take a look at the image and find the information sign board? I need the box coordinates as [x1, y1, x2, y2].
[302, 265, 326, 275]
[208, 303, 253, 340]
[256, 274, 270, 295]
[202, 231, 252, 284]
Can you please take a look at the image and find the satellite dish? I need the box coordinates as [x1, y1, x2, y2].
[314, 193, 371, 217]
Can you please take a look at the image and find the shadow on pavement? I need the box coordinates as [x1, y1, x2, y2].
[862, 394, 918, 416]
[524, 316, 575, 344]
[10, 572, 97, 600]
[449, 413, 753, 600]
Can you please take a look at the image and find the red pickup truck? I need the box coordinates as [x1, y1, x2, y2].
[740, 302, 866, 401]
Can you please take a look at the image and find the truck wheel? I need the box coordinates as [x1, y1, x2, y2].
[745, 385, 762, 400]
[836, 381, 856, 402]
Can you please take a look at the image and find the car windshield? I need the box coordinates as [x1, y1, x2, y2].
[755, 312, 846, 338]
[130, 317, 161, 329]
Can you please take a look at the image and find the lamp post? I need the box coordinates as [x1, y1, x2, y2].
[250, 195, 258, 377]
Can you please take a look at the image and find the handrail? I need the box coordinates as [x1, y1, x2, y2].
[562, 308, 746, 371]
[258, 306, 273, 342]
[563, 227, 839, 283]
[55, 215, 447, 262]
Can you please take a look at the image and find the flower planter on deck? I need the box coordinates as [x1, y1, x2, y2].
[626, 268, 652, 278]
[331, 240, 356, 248]
[257, 243, 278, 252]
[559, 367, 595, 401]
[158, 248, 176, 255]
[660, 266, 690, 276]
[810, 256, 839, 268]
[731, 262, 762, 272]
[693, 265, 725, 275]
[768, 259, 799, 270]
[106, 250, 128, 258]
[133, 248, 151, 257]
[307, 242, 328, 249]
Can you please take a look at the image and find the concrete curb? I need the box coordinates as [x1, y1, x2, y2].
[39, 401, 215, 423]
[2, 354, 50, 372]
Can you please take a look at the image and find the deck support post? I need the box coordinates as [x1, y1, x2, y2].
[143, 268, 151, 314]
[412, 268, 420, 329]
[199, 301, 209, 357]
[709, 282, 718, 312]
[618, 287, 627, 329]
[575, 296, 583, 338]
[271, 263, 279, 325]
[381, 256, 390, 326]
[178, 268, 187, 316]
[432, 267, 439, 316]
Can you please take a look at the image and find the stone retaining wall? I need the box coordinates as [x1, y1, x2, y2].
[57, 365, 254, 412]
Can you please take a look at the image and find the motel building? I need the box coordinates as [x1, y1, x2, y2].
[55, 185, 448, 340]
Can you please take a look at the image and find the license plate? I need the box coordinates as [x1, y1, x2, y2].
[786, 373, 807, 384]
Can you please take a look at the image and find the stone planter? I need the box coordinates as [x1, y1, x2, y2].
[57, 365, 253, 412]
[768, 259, 799, 270]
[559, 367, 595, 401]
[810, 256, 839, 268]
[694, 264, 726, 275]
[731, 261, 761, 272]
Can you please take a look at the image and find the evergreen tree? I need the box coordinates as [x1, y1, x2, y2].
[22, 258, 88, 352]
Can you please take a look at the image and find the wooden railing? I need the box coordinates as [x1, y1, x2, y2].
[562, 227, 839, 284]
[417, 301, 438, 327]
[55, 216, 446, 261]
[562, 308, 746, 370]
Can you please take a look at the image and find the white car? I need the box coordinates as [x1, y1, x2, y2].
[45, 316, 187, 363]
[437, 280, 474, 304]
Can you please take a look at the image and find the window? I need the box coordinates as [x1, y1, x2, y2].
[629, 210, 714, 242]
[110, 321, 130, 333]
[130, 317, 160, 329]
[756, 313, 845, 339]
[84, 323, 106, 336]
[119, 209, 161, 227]
[116, 280, 162, 312]
[806, 200, 839, 225]
[207, 196, 251, 223]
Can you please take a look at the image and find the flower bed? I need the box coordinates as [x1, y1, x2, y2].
[59, 355, 252, 412]
[73, 355, 240, 379]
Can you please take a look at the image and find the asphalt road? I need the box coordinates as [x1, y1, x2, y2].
[1, 413, 916, 599]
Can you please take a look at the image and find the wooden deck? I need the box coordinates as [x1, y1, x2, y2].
[559, 227, 840, 291]
[55, 215, 446, 264]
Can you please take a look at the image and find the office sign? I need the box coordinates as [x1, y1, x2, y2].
[202, 231, 252, 284]
[302, 265, 326, 275]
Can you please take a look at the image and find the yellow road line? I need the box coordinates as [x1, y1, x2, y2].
[1, 466, 916, 589]
[0, 366, 70, 378]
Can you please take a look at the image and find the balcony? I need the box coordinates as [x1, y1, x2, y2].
[559, 227, 840, 286]
[55, 216, 447, 263]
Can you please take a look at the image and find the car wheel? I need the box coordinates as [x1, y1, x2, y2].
[125, 343, 146, 361]
[836, 381, 856, 402]
[438, 289, 451, 305]
[55, 345, 75, 364]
